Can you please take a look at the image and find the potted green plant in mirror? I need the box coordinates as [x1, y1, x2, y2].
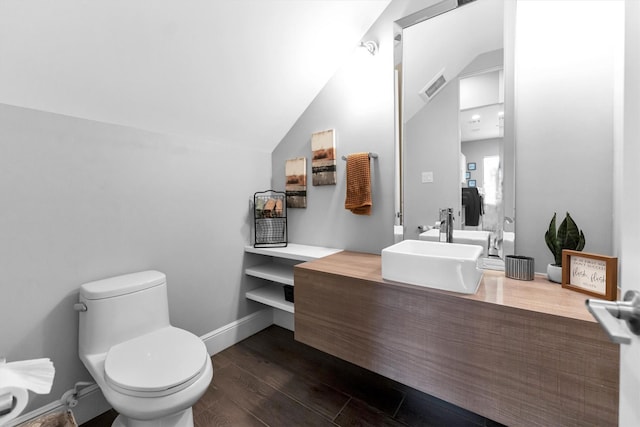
[544, 212, 586, 283]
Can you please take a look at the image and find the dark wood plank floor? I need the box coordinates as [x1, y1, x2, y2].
[82, 325, 505, 427]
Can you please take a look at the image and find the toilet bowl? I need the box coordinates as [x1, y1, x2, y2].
[77, 271, 213, 427]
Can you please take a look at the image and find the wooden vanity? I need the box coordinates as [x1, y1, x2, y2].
[294, 251, 619, 427]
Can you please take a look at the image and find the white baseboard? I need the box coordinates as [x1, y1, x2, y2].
[200, 308, 275, 355]
[8, 309, 276, 426]
[68, 385, 111, 425]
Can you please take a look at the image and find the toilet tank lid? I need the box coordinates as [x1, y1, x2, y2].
[80, 270, 166, 300]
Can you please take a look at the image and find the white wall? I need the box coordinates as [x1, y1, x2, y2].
[514, 0, 621, 271]
[0, 104, 271, 412]
[271, 0, 438, 253]
[271, 47, 395, 253]
[0, 0, 389, 154]
[273, 0, 620, 269]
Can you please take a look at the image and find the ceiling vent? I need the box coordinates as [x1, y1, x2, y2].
[418, 68, 447, 102]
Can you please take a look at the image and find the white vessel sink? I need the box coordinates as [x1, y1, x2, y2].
[381, 240, 483, 294]
[419, 229, 491, 256]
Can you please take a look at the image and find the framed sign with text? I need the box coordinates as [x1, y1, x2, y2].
[562, 250, 618, 300]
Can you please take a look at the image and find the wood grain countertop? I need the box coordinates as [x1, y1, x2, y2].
[295, 250, 599, 323]
[294, 250, 619, 426]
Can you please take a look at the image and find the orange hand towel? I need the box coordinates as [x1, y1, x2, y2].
[344, 152, 372, 215]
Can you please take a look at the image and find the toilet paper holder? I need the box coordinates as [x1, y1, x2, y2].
[0, 356, 55, 423]
[0, 357, 12, 415]
[0, 390, 14, 415]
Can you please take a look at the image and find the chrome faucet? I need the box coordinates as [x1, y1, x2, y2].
[439, 208, 454, 243]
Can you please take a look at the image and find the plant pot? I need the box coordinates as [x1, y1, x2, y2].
[547, 263, 563, 283]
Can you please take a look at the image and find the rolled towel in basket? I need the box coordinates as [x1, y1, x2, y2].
[263, 198, 276, 217]
[274, 199, 283, 217]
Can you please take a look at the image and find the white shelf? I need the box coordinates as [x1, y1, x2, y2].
[245, 263, 294, 286]
[244, 243, 342, 262]
[246, 285, 294, 313]
[244, 243, 342, 314]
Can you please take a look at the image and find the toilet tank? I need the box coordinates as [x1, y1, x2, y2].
[78, 270, 171, 357]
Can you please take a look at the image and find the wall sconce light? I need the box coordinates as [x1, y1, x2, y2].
[359, 40, 378, 56]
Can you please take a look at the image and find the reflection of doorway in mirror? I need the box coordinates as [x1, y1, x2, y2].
[461, 139, 501, 222]
[483, 156, 499, 205]
[459, 64, 504, 255]
[482, 155, 501, 232]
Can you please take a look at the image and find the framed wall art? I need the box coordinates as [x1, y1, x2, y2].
[562, 250, 618, 301]
[311, 129, 337, 186]
[285, 157, 307, 208]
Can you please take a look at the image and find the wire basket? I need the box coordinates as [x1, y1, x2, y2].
[254, 190, 287, 248]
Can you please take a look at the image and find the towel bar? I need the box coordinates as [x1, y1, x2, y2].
[341, 152, 378, 161]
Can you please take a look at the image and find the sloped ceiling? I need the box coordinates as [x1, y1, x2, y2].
[0, 0, 390, 152]
[402, 0, 503, 122]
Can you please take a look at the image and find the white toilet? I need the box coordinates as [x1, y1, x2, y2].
[76, 270, 213, 427]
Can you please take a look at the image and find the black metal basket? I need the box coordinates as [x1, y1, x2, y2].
[253, 190, 287, 248]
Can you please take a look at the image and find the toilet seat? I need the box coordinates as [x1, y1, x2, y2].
[104, 327, 208, 397]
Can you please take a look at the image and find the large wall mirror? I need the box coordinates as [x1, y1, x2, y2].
[394, 0, 515, 268]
